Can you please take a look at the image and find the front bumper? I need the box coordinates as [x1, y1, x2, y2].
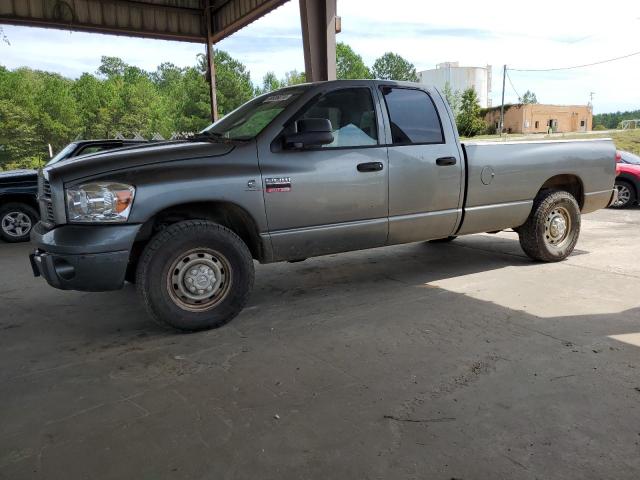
[29, 222, 141, 291]
[30, 249, 130, 291]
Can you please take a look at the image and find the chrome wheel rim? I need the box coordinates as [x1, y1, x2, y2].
[544, 206, 571, 247]
[614, 184, 631, 207]
[1, 211, 32, 237]
[167, 248, 232, 311]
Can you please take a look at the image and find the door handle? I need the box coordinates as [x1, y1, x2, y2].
[357, 162, 384, 172]
[436, 156, 457, 166]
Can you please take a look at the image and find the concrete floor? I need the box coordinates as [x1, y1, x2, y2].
[1, 207, 640, 479]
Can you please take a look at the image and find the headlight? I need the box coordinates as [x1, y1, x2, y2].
[66, 182, 135, 223]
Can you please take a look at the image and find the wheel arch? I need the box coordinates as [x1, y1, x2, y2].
[139, 201, 262, 257]
[0, 194, 40, 213]
[129, 201, 264, 281]
[537, 174, 584, 209]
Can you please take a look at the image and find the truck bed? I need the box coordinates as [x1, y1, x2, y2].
[458, 138, 616, 235]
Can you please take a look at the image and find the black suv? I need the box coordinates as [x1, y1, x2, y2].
[0, 139, 146, 242]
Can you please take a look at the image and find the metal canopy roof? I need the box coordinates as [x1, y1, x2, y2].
[0, 0, 290, 43]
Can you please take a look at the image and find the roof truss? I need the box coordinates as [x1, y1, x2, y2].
[0, 0, 289, 43]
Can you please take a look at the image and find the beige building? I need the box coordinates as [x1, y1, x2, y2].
[484, 104, 593, 134]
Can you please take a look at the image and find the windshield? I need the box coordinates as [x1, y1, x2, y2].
[46, 143, 77, 166]
[622, 151, 640, 165]
[201, 87, 308, 140]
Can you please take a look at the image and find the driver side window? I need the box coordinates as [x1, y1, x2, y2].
[296, 88, 379, 148]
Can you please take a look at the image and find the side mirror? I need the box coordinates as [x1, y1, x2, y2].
[284, 118, 334, 149]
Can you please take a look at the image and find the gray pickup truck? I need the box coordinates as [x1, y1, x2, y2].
[30, 80, 617, 331]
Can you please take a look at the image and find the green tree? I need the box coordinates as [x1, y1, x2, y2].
[95, 57, 171, 138]
[150, 62, 209, 133]
[256, 71, 283, 95]
[283, 70, 306, 86]
[36, 71, 82, 146]
[442, 81, 462, 117]
[152, 62, 184, 90]
[594, 109, 640, 129]
[336, 42, 371, 80]
[0, 67, 81, 166]
[456, 88, 486, 137]
[372, 52, 418, 81]
[519, 90, 538, 104]
[0, 99, 45, 168]
[97, 56, 127, 78]
[72, 73, 111, 138]
[0, 50, 259, 169]
[173, 67, 210, 133]
[197, 50, 254, 116]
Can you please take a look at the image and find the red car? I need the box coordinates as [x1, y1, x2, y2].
[611, 150, 640, 208]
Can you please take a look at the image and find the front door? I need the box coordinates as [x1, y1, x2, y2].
[259, 86, 389, 261]
[380, 85, 464, 243]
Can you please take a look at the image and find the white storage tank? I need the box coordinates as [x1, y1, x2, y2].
[418, 62, 492, 108]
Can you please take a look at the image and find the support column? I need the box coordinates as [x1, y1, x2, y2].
[299, 0, 337, 82]
[205, 0, 218, 122]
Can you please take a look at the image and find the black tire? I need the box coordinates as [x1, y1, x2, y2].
[136, 220, 254, 332]
[0, 202, 39, 243]
[428, 236, 457, 243]
[610, 179, 636, 209]
[518, 189, 580, 262]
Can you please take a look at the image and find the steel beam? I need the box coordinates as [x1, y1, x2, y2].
[205, 0, 219, 122]
[299, 0, 336, 82]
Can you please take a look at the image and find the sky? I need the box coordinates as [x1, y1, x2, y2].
[1, 0, 639, 114]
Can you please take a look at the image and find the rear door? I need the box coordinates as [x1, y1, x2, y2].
[258, 85, 389, 261]
[380, 85, 464, 243]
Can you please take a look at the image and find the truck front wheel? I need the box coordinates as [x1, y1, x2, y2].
[136, 220, 255, 331]
[518, 190, 581, 262]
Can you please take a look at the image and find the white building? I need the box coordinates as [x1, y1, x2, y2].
[418, 62, 492, 108]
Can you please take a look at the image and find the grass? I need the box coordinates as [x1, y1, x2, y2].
[463, 129, 640, 155]
[609, 129, 640, 155]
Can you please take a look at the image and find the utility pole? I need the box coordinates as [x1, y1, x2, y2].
[499, 64, 506, 138]
[589, 91, 595, 108]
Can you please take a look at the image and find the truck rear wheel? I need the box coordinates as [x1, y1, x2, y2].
[518, 190, 580, 262]
[136, 220, 254, 331]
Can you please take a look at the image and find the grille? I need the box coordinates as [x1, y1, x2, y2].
[42, 179, 51, 197]
[39, 177, 55, 225]
[45, 202, 55, 224]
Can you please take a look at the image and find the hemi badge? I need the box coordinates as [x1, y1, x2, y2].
[265, 177, 292, 193]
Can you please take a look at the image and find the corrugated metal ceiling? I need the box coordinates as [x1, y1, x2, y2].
[0, 0, 290, 43]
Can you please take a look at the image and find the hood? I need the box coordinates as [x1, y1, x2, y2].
[617, 162, 640, 176]
[0, 168, 37, 184]
[44, 140, 236, 181]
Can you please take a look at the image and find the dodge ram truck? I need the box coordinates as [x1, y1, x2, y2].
[29, 80, 617, 331]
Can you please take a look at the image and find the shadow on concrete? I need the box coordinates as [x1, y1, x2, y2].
[1, 235, 640, 479]
[0, 233, 601, 340]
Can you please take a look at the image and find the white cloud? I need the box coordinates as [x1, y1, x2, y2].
[1, 0, 639, 112]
